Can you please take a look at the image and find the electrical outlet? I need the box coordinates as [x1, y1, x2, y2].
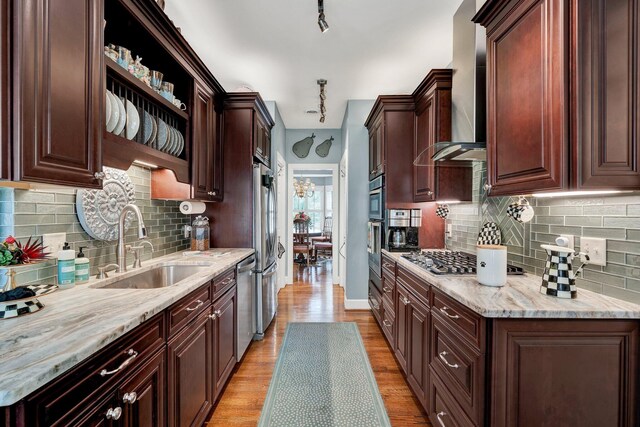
[446, 224, 453, 237]
[560, 234, 574, 250]
[42, 233, 66, 254]
[581, 237, 607, 266]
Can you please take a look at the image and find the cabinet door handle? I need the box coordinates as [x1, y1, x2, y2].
[483, 182, 492, 194]
[427, 190, 433, 196]
[106, 407, 122, 420]
[122, 392, 137, 404]
[436, 411, 447, 427]
[438, 351, 459, 369]
[207, 191, 217, 196]
[220, 277, 234, 286]
[383, 319, 392, 327]
[185, 300, 204, 312]
[209, 309, 222, 320]
[383, 286, 392, 293]
[401, 297, 410, 306]
[100, 349, 138, 377]
[94, 171, 106, 180]
[439, 306, 460, 319]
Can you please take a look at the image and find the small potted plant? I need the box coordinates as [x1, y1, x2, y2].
[1, 236, 50, 291]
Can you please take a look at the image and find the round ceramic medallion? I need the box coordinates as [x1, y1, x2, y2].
[76, 167, 136, 241]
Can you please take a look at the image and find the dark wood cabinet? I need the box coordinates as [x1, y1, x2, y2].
[191, 81, 222, 201]
[255, 113, 272, 168]
[13, 0, 104, 188]
[406, 291, 429, 410]
[212, 288, 237, 400]
[394, 283, 410, 374]
[475, 0, 640, 194]
[72, 392, 121, 427]
[491, 319, 639, 427]
[474, 0, 569, 196]
[365, 96, 415, 203]
[413, 70, 472, 202]
[572, 0, 640, 189]
[118, 350, 166, 427]
[167, 310, 213, 427]
[0, 0, 9, 181]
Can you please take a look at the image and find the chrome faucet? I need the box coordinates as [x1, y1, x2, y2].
[117, 204, 147, 272]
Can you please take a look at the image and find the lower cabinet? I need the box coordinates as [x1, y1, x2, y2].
[394, 283, 410, 374]
[406, 292, 429, 410]
[119, 350, 166, 427]
[212, 287, 237, 400]
[167, 310, 213, 427]
[2, 266, 243, 427]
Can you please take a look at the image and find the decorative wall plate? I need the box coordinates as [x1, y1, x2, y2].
[76, 167, 136, 241]
[292, 133, 315, 158]
[315, 136, 334, 158]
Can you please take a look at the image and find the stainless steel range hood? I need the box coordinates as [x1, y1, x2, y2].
[416, 0, 486, 164]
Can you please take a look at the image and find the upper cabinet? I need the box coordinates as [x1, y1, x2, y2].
[255, 112, 272, 169]
[0, 0, 9, 181]
[573, 0, 640, 189]
[475, 0, 640, 196]
[13, 0, 104, 188]
[365, 96, 415, 204]
[413, 70, 472, 203]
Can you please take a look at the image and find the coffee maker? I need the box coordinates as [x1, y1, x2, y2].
[386, 209, 421, 252]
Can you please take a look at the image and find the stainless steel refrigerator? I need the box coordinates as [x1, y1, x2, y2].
[253, 163, 277, 339]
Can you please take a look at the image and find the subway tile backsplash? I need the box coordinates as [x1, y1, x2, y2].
[446, 163, 640, 305]
[1, 166, 189, 287]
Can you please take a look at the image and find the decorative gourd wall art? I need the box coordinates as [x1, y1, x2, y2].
[292, 133, 315, 158]
[315, 136, 334, 158]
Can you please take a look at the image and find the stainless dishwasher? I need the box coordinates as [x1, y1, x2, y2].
[236, 255, 256, 360]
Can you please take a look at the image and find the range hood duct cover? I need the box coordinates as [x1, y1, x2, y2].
[415, 0, 487, 164]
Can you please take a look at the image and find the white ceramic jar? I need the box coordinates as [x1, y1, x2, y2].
[476, 244, 507, 287]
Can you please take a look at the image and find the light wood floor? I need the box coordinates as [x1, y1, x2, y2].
[207, 261, 431, 426]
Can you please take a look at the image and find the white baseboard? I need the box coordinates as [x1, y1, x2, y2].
[344, 298, 370, 310]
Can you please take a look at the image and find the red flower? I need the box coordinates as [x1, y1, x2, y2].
[4, 236, 15, 244]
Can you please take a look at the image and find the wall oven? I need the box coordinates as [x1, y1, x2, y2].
[368, 176, 384, 221]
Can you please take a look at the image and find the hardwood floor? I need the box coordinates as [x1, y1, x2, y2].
[207, 261, 431, 426]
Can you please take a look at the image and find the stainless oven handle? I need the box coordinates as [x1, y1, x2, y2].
[369, 188, 382, 195]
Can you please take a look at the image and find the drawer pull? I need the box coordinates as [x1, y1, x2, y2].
[220, 277, 234, 286]
[439, 306, 459, 319]
[122, 392, 137, 404]
[436, 411, 447, 427]
[383, 319, 392, 327]
[383, 263, 393, 269]
[438, 351, 459, 369]
[106, 407, 122, 420]
[100, 349, 138, 377]
[383, 286, 392, 293]
[185, 300, 204, 312]
[401, 297, 410, 306]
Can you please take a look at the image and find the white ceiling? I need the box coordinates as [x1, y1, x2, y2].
[164, 0, 463, 128]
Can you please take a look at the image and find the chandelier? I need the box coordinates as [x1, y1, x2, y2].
[293, 178, 315, 198]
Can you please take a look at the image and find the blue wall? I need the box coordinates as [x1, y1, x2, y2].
[341, 100, 375, 301]
[285, 129, 342, 164]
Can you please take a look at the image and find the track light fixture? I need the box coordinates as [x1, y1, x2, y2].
[317, 79, 327, 123]
[318, 0, 329, 33]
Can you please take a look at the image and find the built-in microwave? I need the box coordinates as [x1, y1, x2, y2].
[369, 176, 384, 221]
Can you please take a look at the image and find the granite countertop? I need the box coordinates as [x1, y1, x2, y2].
[382, 249, 640, 319]
[0, 248, 255, 407]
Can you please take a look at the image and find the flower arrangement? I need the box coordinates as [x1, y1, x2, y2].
[294, 212, 311, 224]
[0, 236, 50, 266]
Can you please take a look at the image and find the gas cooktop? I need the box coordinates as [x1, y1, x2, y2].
[401, 250, 524, 276]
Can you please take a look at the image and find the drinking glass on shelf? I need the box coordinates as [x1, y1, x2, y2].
[150, 71, 163, 91]
[116, 46, 132, 70]
[160, 81, 174, 102]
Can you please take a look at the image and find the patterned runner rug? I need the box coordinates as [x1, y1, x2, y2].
[258, 322, 392, 427]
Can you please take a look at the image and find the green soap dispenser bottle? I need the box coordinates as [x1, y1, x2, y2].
[57, 242, 76, 289]
[75, 246, 90, 284]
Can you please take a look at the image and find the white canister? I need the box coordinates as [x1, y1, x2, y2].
[476, 245, 507, 287]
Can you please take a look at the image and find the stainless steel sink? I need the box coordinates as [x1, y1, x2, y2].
[95, 265, 209, 289]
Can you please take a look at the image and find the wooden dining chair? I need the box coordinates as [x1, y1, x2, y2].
[311, 217, 332, 244]
[293, 220, 311, 266]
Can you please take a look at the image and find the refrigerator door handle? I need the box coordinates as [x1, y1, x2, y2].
[262, 263, 278, 276]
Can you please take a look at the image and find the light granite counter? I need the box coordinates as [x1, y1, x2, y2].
[0, 248, 254, 407]
[382, 249, 640, 319]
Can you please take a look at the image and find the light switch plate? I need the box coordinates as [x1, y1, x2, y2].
[581, 237, 606, 266]
[42, 233, 66, 254]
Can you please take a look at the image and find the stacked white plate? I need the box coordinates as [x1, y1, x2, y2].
[105, 90, 139, 141]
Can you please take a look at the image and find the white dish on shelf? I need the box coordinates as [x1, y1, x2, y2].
[165, 126, 174, 153]
[149, 116, 158, 147]
[105, 91, 112, 129]
[105, 91, 119, 133]
[125, 100, 140, 140]
[175, 130, 184, 157]
[113, 96, 127, 136]
[169, 127, 179, 154]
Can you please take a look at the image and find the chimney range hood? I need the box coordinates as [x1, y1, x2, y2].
[415, 0, 486, 164]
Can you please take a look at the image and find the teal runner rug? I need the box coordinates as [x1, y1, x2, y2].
[258, 322, 392, 427]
